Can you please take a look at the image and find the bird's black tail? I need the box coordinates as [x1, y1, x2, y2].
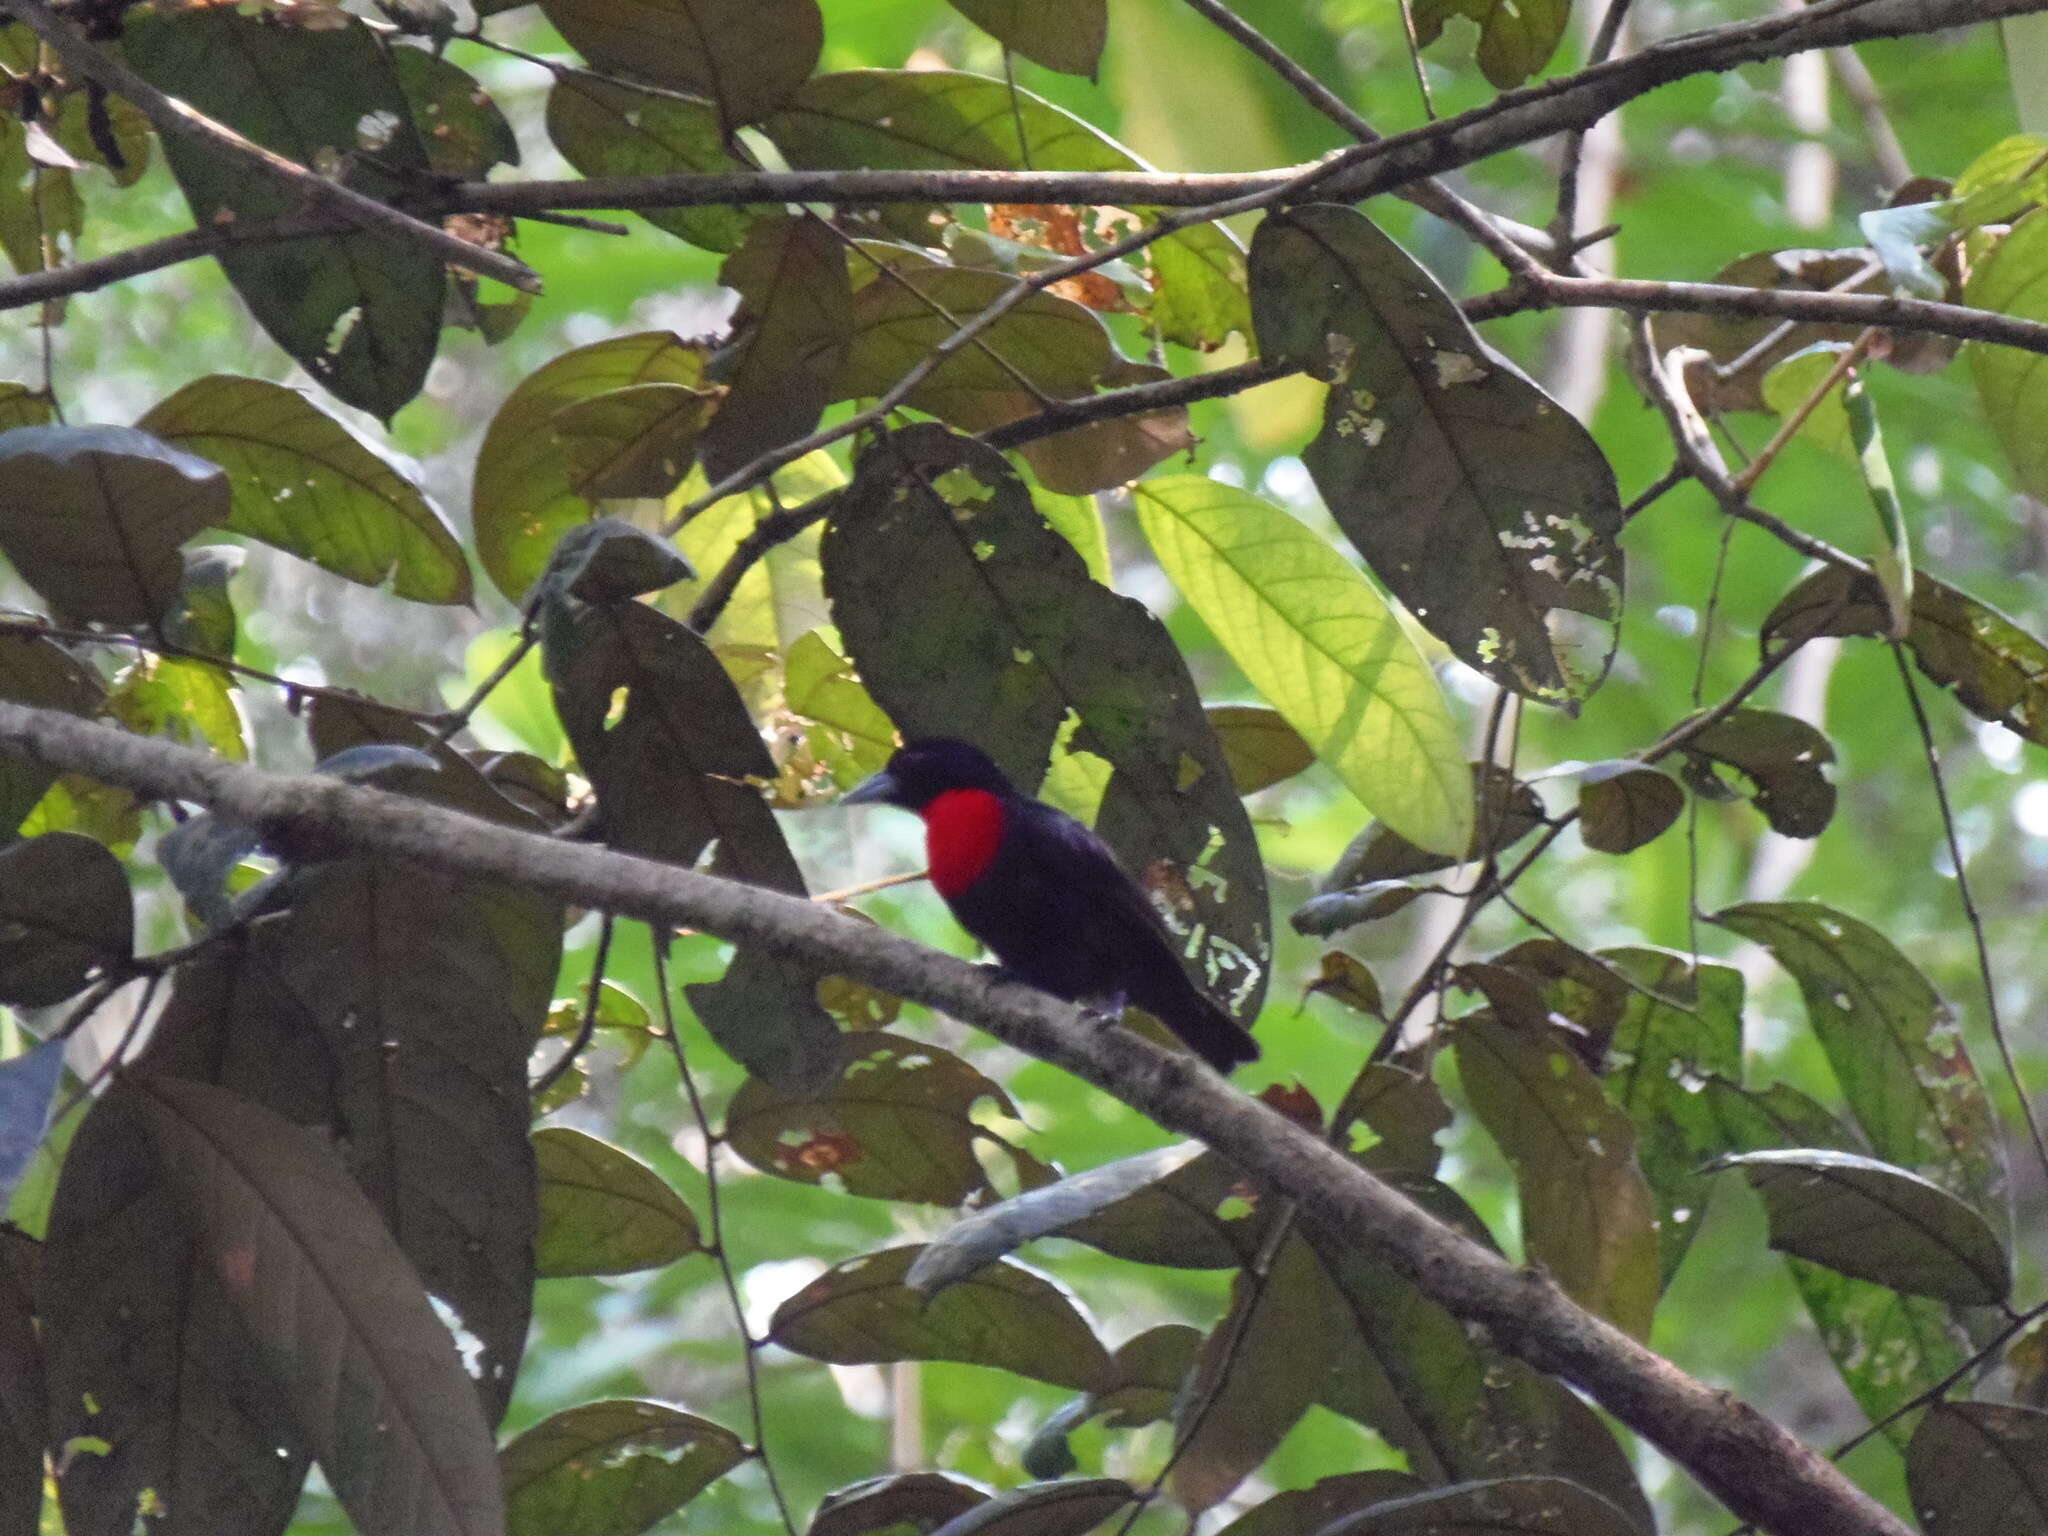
[1136, 975, 1259, 1073]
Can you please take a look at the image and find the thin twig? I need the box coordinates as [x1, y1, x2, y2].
[530, 911, 615, 1100]
[1551, 0, 1636, 257]
[1730, 330, 1876, 493]
[1890, 643, 2048, 1188]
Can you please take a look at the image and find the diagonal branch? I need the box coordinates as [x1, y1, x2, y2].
[0, 697, 1914, 1536]
[2, 0, 540, 291]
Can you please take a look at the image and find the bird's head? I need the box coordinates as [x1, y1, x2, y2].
[844, 737, 1016, 812]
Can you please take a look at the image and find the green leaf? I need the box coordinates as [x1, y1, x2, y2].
[1319, 763, 1544, 887]
[824, 425, 1270, 1022]
[128, 1076, 505, 1536]
[700, 215, 853, 480]
[0, 833, 130, 1005]
[1575, 761, 1683, 854]
[533, 1127, 700, 1278]
[764, 71, 1247, 348]
[535, 0, 821, 131]
[787, 629, 897, 788]
[542, 596, 837, 1084]
[142, 375, 470, 604]
[1711, 901, 2004, 1219]
[1679, 708, 1836, 838]
[0, 424, 224, 624]
[1953, 133, 2048, 225]
[0, 117, 79, 279]
[1970, 206, 2048, 501]
[124, 11, 442, 420]
[1250, 206, 1622, 704]
[1661, 249, 1877, 413]
[1058, 1148, 1273, 1270]
[1711, 1149, 2010, 1305]
[1908, 1402, 2048, 1533]
[501, 1400, 745, 1536]
[1759, 344, 1856, 461]
[390, 48, 519, 179]
[1454, 1014, 1660, 1339]
[1844, 372, 1912, 639]
[1207, 705, 1314, 795]
[904, 1143, 1203, 1295]
[726, 1034, 1043, 1205]
[474, 332, 708, 604]
[552, 385, 719, 501]
[1411, 0, 1568, 86]
[1316, 1477, 1642, 1536]
[0, 385, 51, 433]
[1133, 476, 1470, 856]
[769, 1245, 1112, 1392]
[1763, 565, 2048, 747]
[109, 654, 247, 762]
[945, 0, 1106, 75]
[1032, 486, 1110, 585]
[546, 76, 748, 251]
[163, 545, 243, 657]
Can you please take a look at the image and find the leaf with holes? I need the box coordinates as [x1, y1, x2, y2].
[0, 833, 130, 1006]
[1135, 476, 1470, 855]
[391, 49, 518, 180]
[1711, 1149, 2009, 1305]
[1679, 709, 1836, 838]
[124, 11, 442, 420]
[700, 215, 853, 480]
[1908, 1402, 2048, 1533]
[502, 1400, 745, 1536]
[1712, 901, 2003, 1218]
[824, 425, 1270, 1023]
[538, 0, 820, 131]
[546, 76, 748, 252]
[1251, 205, 1621, 704]
[771, 1245, 1111, 1392]
[474, 333, 709, 605]
[726, 1034, 1042, 1205]
[129, 1076, 504, 1536]
[1576, 761, 1683, 854]
[0, 425, 223, 624]
[533, 1128, 700, 1278]
[1455, 1014, 1660, 1339]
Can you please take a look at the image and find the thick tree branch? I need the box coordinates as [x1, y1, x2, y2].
[2, 0, 540, 291]
[0, 698, 1910, 1536]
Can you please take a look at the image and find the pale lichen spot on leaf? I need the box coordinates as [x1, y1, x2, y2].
[355, 110, 400, 151]
[430, 1294, 488, 1381]
[1322, 330, 1359, 383]
[321, 304, 364, 361]
[1432, 350, 1487, 387]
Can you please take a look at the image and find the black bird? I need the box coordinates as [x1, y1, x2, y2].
[844, 737, 1259, 1072]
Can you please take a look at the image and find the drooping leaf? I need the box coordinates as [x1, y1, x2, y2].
[546, 76, 748, 252]
[1133, 477, 1471, 856]
[1678, 709, 1836, 838]
[0, 424, 223, 624]
[1712, 901, 2004, 1218]
[142, 376, 470, 604]
[1600, 950, 1743, 1281]
[123, 11, 443, 420]
[1012, 360, 1195, 496]
[726, 1034, 1045, 1205]
[1250, 205, 1621, 704]
[824, 425, 1270, 1022]
[533, 1127, 700, 1278]
[1575, 761, 1684, 854]
[124, 1076, 505, 1536]
[1454, 1013, 1660, 1339]
[1411, 0, 1568, 87]
[1843, 372, 1912, 637]
[1969, 206, 2048, 501]
[811, 1473, 990, 1536]
[0, 833, 129, 1005]
[501, 1401, 745, 1536]
[905, 1143, 1203, 1295]
[946, 0, 1106, 75]
[0, 386, 51, 433]
[763, 71, 1248, 348]
[1314, 1477, 1643, 1536]
[1907, 1402, 2048, 1534]
[542, 595, 837, 1084]
[1763, 564, 2048, 748]
[1455, 938, 1631, 1067]
[474, 333, 708, 605]
[1710, 1149, 2009, 1305]
[536, 0, 821, 131]
[700, 215, 853, 480]
[770, 1246, 1111, 1393]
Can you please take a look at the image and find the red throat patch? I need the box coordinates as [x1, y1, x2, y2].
[922, 788, 1005, 898]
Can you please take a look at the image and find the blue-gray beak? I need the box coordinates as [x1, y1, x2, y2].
[842, 768, 900, 807]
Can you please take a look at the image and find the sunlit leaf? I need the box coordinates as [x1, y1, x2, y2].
[1711, 1148, 2008, 1304]
[1969, 206, 2048, 501]
[502, 1400, 745, 1536]
[109, 654, 246, 762]
[533, 1127, 700, 1278]
[1250, 204, 1621, 704]
[769, 1245, 1112, 1392]
[1759, 344, 1855, 461]
[1133, 476, 1470, 855]
[0, 424, 223, 624]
